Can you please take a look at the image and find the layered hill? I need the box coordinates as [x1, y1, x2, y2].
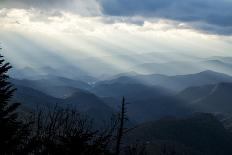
[97, 70, 232, 91]
[124, 113, 232, 155]
[178, 82, 232, 113]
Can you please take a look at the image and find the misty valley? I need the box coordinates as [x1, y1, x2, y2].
[1, 52, 232, 155]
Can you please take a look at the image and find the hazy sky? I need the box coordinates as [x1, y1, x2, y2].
[0, 0, 232, 71]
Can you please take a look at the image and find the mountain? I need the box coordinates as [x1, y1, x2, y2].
[178, 82, 232, 113]
[11, 77, 91, 98]
[37, 86, 87, 99]
[124, 113, 232, 155]
[10, 66, 97, 83]
[64, 91, 112, 111]
[130, 59, 232, 76]
[91, 83, 191, 123]
[97, 70, 232, 91]
[126, 96, 192, 123]
[130, 61, 203, 75]
[91, 83, 172, 100]
[201, 60, 232, 75]
[13, 84, 115, 125]
[13, 85, 62, 110]
[106, 71, 139, 81]
[63, 91, 115, 125]
[78, 52, 199, 77]
[209, 56, 232, 64]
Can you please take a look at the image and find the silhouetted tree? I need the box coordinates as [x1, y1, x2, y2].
[124, 143, 147, 155]
[115, 97, 127, 155]
[25, 104, 116, 155]
[0, 52, 29, 154]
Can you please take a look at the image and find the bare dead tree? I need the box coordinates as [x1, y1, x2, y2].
[23, 103, 116, 155]
[115, 96, 127, 155]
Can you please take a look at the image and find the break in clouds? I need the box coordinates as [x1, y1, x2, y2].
[1, 0, 232, 35]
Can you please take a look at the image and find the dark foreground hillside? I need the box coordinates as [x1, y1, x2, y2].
[124, 113, 232, 155]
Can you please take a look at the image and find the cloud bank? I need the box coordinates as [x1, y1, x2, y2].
[98, 0, 232, 35]
[1, 0, 232, 35]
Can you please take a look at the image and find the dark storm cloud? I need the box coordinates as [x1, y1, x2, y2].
[98, 0, 232, 35]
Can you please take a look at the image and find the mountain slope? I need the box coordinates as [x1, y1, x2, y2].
[131, 59, 232, 75]
[91, 83, 172, 100]
[92, 82, 192, 123]
[10, 66, 96, 82]
[33, 86, 87, 99]
[98, 70, 232, 91]
[125, 113, 232, 155]
[63, 91, 115, 124]
[131, 61, 203, 75]
[178, 82, 232, 113]
[13, 84, 115, 125]
[11, 77, 91, 98]
[13, 85, 62, 111]
[126, 96, 192, 123]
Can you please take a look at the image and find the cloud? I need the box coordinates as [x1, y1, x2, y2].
[0, 0, 101, 16]
[98, 0, 232, 35]
[1, 0, 232, 35]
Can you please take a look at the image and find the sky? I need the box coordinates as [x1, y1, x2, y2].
[0, 0, 232, 76]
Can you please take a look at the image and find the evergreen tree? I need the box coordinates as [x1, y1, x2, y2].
[0, 52, 28, 154]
